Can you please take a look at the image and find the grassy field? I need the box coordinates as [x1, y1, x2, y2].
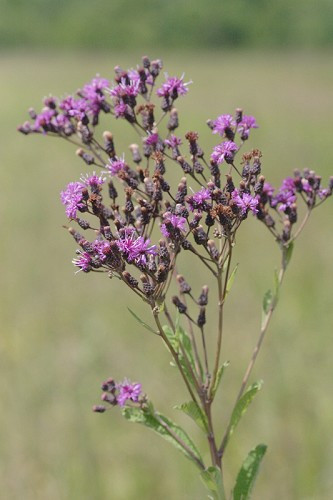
[1, 50, 333, 499]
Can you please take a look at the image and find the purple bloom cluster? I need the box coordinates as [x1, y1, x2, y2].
[20, 54, 333, 301]
[94, 377, 142, 412]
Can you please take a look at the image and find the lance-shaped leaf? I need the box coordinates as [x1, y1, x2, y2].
[200, 466, 226, 500]
[211, 360, 230, 399]
[261, 289, 273, 328]
[224, 381, 263, 449]
[162, 324, 179, 351]
[122, 406, 204, 468]
[225, 264, 239, 297]
[127, 307, 157, 335]
[177, 324, 196, 368]
[283, 241, 294, 269]
[232, 444, 267, 500]
[174, 401, 208, 433]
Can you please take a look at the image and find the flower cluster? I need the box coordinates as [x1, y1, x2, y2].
[19, 55, 332, 309]
[93, 377, 143, 412]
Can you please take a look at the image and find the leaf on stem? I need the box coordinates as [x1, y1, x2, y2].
[225, 264, 239, 297]
[127, 307, 158, 335]
[211, 360, 230, 399]
[174, 401, 208, 433]
[224, 380, 263, 450]
[283, 241, 294, 269]
[122, 406, 204, 467]
[232, 444, 267, 500]
[261, 289, 273, 328]
[200, 466, 226, 500]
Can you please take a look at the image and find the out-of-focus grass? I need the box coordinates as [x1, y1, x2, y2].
[0, 50, 332, 500]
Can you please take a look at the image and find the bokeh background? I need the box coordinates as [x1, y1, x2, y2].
[1, 1, 333, 499]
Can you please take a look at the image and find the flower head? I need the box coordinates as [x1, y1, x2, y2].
[164, 135, 182, 148]
[117, 379, 142, 407]
[116, 231, 157, 265]
[232, 190, 259, 215]
[210, 141, 238, 165]
[106, 155, 127, 176]
[60, 181, 85, 219]
[156, 74, 191, 99]
[72, 251, 92, 273]
[212, 114, 236, 136]
[93, 239, 111, 262]
[237, 115, 258, 139]
[187, 188, 212, 211]
[160, 213, 187, 238]
[80, 172, 106, 188]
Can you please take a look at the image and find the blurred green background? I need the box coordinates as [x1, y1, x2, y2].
[1, 1, 333, 499]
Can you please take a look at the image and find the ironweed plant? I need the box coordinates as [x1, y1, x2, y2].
[19, 56, 332, 499]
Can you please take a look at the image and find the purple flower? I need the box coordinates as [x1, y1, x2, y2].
[128, 68, 154, 86]
[33, 108, 56, 131]
[164, 135, 182, 148]
[237, 115, 258, 140]
[67, 98, 91, 120]
[232, 190, 259, 215]
[210, 141, 239, 165]
[60, 181, 85, 219]
[51, 113, 71, 130]
[160, 213, 187, 238]
[145, 133, 159, 146]
[93, 239, 111, 262]
[110, 78, 140, 98]
[212, 114, 236, 136]
[187, 188, 212, 211]
[106, 156, 127, 176]
[263, 182, 275, 197]
[114, 102, 130, 118]
[318, 188, 330, 199]
[272, 177, 297, 211]
[80, 172, 106, 187]
[117, 379, 142, 407]
[72, 251, 92, 273]
[83, 76, 110, 93]
[116, 231, 157, 265]
[156, 74, 191, 99]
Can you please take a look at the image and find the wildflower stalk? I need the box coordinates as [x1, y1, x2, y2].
[20, 55, 332, 499]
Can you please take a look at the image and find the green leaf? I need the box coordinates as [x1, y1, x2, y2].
[162, 324, 179, 351]
[174, 401, 208, 433]
[226, 264, 239, 296]
[127, 308, 157, 335]
[211, 361, 230, 399]
[262, 289, 273, 315]
[284, 241, 294, 269]
[177, 324, 197, 372]
[233, 444, 267, 500]
[200, 466, 226, 500]
[122, 406, 203, 468]
[224, 381, 263, 449]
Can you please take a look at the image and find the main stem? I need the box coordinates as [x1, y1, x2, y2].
[218, 249, 287, 457]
